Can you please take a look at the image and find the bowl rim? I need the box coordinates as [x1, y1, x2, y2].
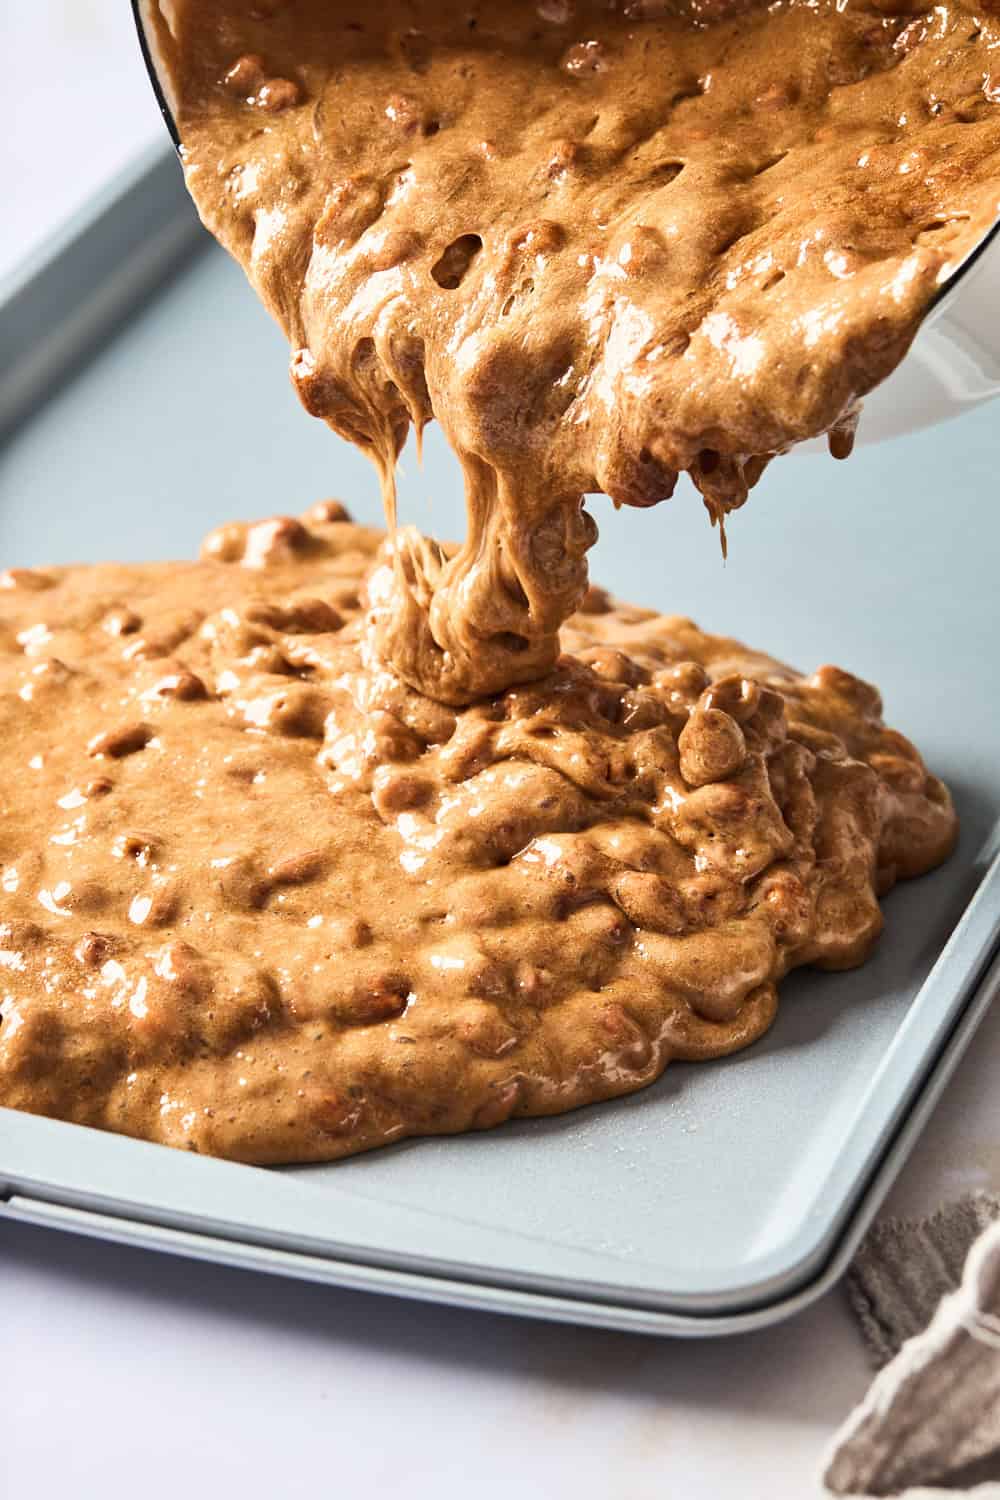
[931, 208, 1000, 319]
[132, 0, 180, 151]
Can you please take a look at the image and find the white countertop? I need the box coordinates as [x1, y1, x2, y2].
[2, 9, 998, 1499]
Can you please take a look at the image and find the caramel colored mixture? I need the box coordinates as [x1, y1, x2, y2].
[154, 0, 1000, 702]
[0, 509, 956, 1160]
[1, 0, 983, 1161]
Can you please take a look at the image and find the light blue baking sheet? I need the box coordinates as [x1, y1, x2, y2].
[0, 151, 997, 1330]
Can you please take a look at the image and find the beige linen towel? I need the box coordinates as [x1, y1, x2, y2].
[824, 1195, 1000, 1496]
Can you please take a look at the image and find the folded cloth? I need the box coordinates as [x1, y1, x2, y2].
[824, 1194, 1000, 1497]
[848, 1196, 1000, 1370]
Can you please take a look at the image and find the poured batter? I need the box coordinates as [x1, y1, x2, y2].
[0, 509, 956, 1160]
[154, 0, 1000, 701]
[0, 0, 990, 1160]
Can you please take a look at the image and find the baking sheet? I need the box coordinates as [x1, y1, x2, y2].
[1, 149, 998, 1331]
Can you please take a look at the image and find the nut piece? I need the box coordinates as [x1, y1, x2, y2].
[256, 77, 301, 112]
[147, 671, 209, 702]
[1, 569, 56, 591]
[307, 499, 352, 525]
[679, 706, 747, 787]
[75, 932, 114, 968]
[267, 849, 327, 887]
[242, 516, 312, 568]
[87, 723, 152, 759]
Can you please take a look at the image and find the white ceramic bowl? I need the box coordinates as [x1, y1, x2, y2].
[860, 224, 1000, 443]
